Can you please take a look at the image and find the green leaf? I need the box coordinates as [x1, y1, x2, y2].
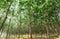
[20, 0, 28, 2]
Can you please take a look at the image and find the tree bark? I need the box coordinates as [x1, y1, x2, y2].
[18, 10, 21, 39]
[28, 0, 32, 39]
[6, 18, 11, 39]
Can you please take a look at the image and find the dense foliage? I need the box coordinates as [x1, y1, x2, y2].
[0, 0, 60, 35]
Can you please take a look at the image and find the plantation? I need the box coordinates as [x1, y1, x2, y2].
[0, 0, 60, 39]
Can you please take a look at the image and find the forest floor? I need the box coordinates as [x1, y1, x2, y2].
[0, 34, 59, 39]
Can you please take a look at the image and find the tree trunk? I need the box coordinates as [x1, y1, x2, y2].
[45, 19, 49, 39]
[0, 2, 12, 30]
[6, 18, 11, 39]
[28, 0, 32, 39]
[18, 32, 20, 39]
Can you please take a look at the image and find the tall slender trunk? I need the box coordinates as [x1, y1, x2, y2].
[18, 32, 20, 39]
[28, 0, 32, 39]
[0, 2, 12, 30]
[52, 1, 59, 36]
[18, 11, 21, 39]
[45, 25, 49, 39]
[53, 20, 59, 35]
[45, 13, 49, 39]
[6, 18, 11, 39]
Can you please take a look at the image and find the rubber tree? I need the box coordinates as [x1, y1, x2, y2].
[28, 0, 33, 39]
[5, 18, 11, 39]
